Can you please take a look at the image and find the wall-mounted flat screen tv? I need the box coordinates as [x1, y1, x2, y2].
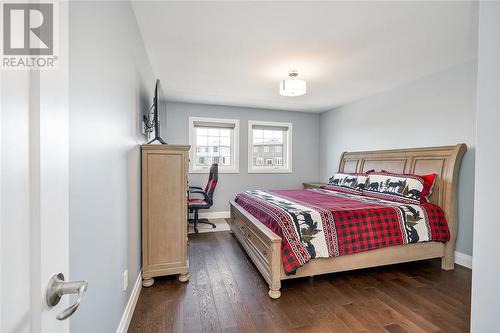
[145, 79, 167, 144]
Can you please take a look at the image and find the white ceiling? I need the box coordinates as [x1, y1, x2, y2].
[132, 1, 478, 113]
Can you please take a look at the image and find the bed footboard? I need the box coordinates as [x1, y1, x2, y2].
[229, 201, 282, 298]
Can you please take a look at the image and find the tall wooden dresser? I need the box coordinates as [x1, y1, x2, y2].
[141, 144, 190, 287]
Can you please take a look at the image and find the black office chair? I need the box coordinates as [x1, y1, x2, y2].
[188, 163, 218, 233]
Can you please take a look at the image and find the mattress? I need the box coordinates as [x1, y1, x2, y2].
[234, 188, 449, 275]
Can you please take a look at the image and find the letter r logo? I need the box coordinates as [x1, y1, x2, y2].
[3, 3, 53, 55]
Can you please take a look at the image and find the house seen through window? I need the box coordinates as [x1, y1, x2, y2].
[248, 121, 292, 173]
[189, 117, 239, 173]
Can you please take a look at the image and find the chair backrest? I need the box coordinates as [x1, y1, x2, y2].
[204, 163, 218, 203]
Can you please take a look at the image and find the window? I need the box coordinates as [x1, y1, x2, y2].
[248, 120, 292, 173]
[189, 117, 239, 173]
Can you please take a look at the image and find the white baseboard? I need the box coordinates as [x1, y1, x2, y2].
[116, 270, 142, 333]
[455, 251, 472, 269]
[198, 211, 230, 219]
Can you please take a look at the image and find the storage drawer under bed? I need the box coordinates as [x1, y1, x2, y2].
[229, 202, 282, 285]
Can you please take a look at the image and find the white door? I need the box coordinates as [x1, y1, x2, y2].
[0, 2, 81, 332]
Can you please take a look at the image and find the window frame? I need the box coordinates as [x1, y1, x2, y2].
[248, 120, 293, 173]
[189, 116, 240, 174]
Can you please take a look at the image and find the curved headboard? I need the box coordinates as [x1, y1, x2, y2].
[338, 144, 467, 246]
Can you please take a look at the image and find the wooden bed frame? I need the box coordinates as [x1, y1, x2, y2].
[228, 144, 467, 299]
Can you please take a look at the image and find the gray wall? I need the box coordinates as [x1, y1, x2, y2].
[165, 102, 320, 212]
[68, 1, 155, 332]
[471, 2, 500, 331]
[319, 61, 477, 256]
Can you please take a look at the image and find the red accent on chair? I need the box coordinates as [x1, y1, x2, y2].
[188, 163, 218, 233]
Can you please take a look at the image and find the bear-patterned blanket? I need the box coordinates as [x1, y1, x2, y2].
[234, 188, 449, 275]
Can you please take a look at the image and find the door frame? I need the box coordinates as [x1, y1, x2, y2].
[37, 1, 70, 330]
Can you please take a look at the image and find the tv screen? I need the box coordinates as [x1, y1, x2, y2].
[148, 79, 167, 144]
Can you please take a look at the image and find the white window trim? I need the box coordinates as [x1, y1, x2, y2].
[248, 120, 293, 174]
[189, 116, 240, 174]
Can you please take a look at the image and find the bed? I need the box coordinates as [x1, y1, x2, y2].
[228, 144, 466, 299]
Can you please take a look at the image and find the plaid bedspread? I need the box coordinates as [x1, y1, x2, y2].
[234, 188, 449, 275]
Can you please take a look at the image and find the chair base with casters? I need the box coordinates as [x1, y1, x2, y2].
[188, 209, 216, 234]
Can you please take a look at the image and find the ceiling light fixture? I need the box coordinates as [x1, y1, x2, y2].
[280, 70, 307, 97]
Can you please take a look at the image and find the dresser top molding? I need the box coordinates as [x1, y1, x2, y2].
[141, 144, 190, 151]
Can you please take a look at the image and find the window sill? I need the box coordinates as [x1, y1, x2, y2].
[189, 169, 240, 174]
[248, 169, 293, 174]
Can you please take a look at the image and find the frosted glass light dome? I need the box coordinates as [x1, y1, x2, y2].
[280, 71, 306, 97]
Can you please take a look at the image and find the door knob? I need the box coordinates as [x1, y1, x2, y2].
[46, 273, 88, 320]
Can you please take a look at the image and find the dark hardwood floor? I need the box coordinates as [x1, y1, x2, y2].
[129, 231, 471, 333]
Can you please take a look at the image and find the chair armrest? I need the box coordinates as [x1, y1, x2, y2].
[188, 190, 210, 202]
